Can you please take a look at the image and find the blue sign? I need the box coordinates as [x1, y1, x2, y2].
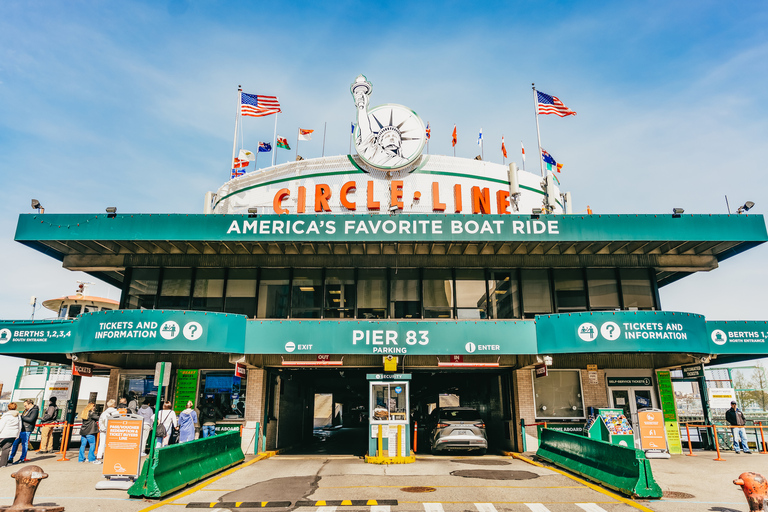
[394, 386, 403, 394]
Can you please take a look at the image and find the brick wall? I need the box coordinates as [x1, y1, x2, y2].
[581, 369, 608, 409]
[513, 369, 536, 450]
[106, 369, 120, 402]
[244, 368, 267, 453]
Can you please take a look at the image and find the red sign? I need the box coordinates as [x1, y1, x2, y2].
[234, 362, 246, 379]
[450, 355, 464, 363]
[72, 362, 94, 377]
[317, 354, 331, 362]
[534, 363, 548, 378]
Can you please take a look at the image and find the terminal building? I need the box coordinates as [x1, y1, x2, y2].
[3, 77, 767, 456]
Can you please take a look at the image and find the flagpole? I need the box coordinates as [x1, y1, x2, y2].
[349, 123, 352, 154]
[521, 140, 526, 172]
[231, 86, 241, 179]
[481, 129, 484, 160]
[255, 144, 259, 168]
[271, 109, 278, 167]
[532, 83, 544, 178]
[295, 127, 299, 161]
[322, 122, 327, 157]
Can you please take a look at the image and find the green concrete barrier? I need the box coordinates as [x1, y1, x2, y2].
[535, 428, 662, 499]
[128, 430, 245, 499]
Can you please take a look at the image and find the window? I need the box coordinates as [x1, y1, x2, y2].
[157, 268, 192, 309]
[292, 269, 323, 318]
[391, 269, 421, 319]
[256, 269, 288, 318]
[370, 383, 408, 422]
[126, 268, 159, 309]
[533, 370, 584, 419]
[358, 269, 387, 319]
[587, 268, 620, 310]
[423, 269, 453, 318]
[227, 269, 258, 317]
[192, 268, 225, 311]
[553, 269, 587, 312]
[201, 371, 246, 419]
[489, 270, 520, 319]
[455, 269, 487, 319]
[521, 269, 553, 318]
[620, 268, 655, 310]
[118, 373, 159, 407]
[324, 269, 355, 318]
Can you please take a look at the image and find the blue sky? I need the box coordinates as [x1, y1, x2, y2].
[1, 1, 767, 383]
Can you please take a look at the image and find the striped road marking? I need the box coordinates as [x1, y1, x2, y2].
[525, 505, 552, 512]
[370, 507, 390, 512]
[474, 504, 497, 512]
[576, 504, 608, 512]
[423, 504, 445, 512]
[316, 508, 337, 512]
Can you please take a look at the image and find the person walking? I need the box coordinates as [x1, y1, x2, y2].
[153, 401, 177, 448]
[726, 400, 752, 454]
[95, 399, 120, 463]
[38, 397, 59, 453]
[0, 404, 21, 467]
[8, 399, 39, 465]
[177, 401, 198, 443]
[199, 397, 220, 438]
[137, 400, 154, 454]
[78, 403, 100, 463]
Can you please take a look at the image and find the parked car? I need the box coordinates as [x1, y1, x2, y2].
[427, 407, 487, 455]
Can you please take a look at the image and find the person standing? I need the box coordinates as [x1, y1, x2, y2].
[78, 402, 100, 463]
[137, 400, 154, 453]
[8, 399, 39, 464]
[127, 392, 138, 415]
[178, 401, 198, 443]
[153, 401, 178, 448]
[0, 404, 21, 466]
[38, 397, 59, 453]
[95, 399, 120, 463]
[199, 397, 220, 438]
[726, 400, 752, 454]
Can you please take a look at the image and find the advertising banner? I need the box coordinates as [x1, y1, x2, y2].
[637, 409, 667, 452]
[103, 417, 144, 477]
[173, 369, 199, 413]
[707, 321, 768, 354]
[246, 319, 537, 355]
[536, 311, 709, 354]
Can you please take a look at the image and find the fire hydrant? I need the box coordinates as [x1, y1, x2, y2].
[734, 472, 768, 512]
[0, 465, 63, 512]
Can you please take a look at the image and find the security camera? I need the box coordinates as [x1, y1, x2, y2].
[67, 353, 79, 362]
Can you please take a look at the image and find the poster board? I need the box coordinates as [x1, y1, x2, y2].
[656, 370, 683, 454]
[173, 369, 199, 413]
[637, 409, 668, 454]
[102, 416, 143, 478]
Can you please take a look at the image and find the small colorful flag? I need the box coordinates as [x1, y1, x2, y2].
[277, 136, 291, 150]
[258, 142, 272, 152]
[537, 91, 576, 117]
[231, 168, 246, 179]
[501, 136, 507, 159]
[240, 92, 281, 117]
[232, 156, 249, 169]
[425, 122, 431, 140]
[351, 122, 355, 134]
[477, 128, 483, 146]
[239, 149, 255, 162]
[521, 141, 526, 163]
[298, 128, 314, 141]
[541, 149, 563, 172]
[452, 125, 457, 147]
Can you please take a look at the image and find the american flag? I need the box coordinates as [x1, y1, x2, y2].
[241, 92, 281, 117]
[537, 91, 576, 117]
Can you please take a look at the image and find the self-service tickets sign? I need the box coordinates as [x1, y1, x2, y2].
[637, 409, 668, 455]
[103, 417, 143, 478]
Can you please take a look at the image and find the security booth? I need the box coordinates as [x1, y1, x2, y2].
[366, 374, 414, 463]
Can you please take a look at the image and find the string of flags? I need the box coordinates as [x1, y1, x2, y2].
[231, 86, 575, 179]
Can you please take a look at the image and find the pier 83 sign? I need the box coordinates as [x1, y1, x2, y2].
[351, 75, 426, 173]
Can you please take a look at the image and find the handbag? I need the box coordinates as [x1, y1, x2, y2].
[169, 426, 180, 445]
[156, 411, 168, 438]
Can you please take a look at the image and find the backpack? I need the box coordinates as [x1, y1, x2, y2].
[156, 411, 168, 438]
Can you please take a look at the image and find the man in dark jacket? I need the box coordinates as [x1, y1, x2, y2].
[725, 400, 752, 453]
[199, 398, 221, 438]
[38, 397, 59, 453]
[8, 399, 39, 464]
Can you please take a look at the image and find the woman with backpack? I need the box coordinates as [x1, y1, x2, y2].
[0, 404, 21, 466]
[153, 401, 177, 448]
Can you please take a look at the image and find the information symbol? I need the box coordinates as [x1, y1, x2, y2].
[183, 322, 203, 341]
[159, 321, 179, 340]
[465, 342, 476, 353]
[577, 323, 598, 342]
[600, 322, 621, 341]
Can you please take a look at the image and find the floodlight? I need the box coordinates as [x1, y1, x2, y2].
[672, 208, 684, 218]
[31, 199, 44, 213]
[737, 201, 755, 214]
[247, 207, 258, 218]
[106, 206, 117, 218]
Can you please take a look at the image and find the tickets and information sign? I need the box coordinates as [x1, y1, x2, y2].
[103, 417, 143, 477]
[637, 409, 667, 452]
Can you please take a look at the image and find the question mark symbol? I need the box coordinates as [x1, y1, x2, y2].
[190, 325, 198, 335]
[606, 325, 615, 336]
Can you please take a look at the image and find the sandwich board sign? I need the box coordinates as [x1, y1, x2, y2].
[637, 409, 670, 459]
[97, 415, 144, 489]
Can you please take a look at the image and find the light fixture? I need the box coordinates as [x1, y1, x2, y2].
[31, 199, 44, 213]
[389, 205, 399, 212]
[296, 155, 304, 161]
[531, 207, 542, 219]
[299, 286, 315, 292]
[672, 207, 684, 218]
[474, 155, 482, 161]
[247, 207, 258, 218]
[106, 206, 117, 218]
[737, 201, 755, 214]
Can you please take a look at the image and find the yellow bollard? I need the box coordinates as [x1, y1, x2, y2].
[377, 425, 383, 457]
[397, 425, 402, 458]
